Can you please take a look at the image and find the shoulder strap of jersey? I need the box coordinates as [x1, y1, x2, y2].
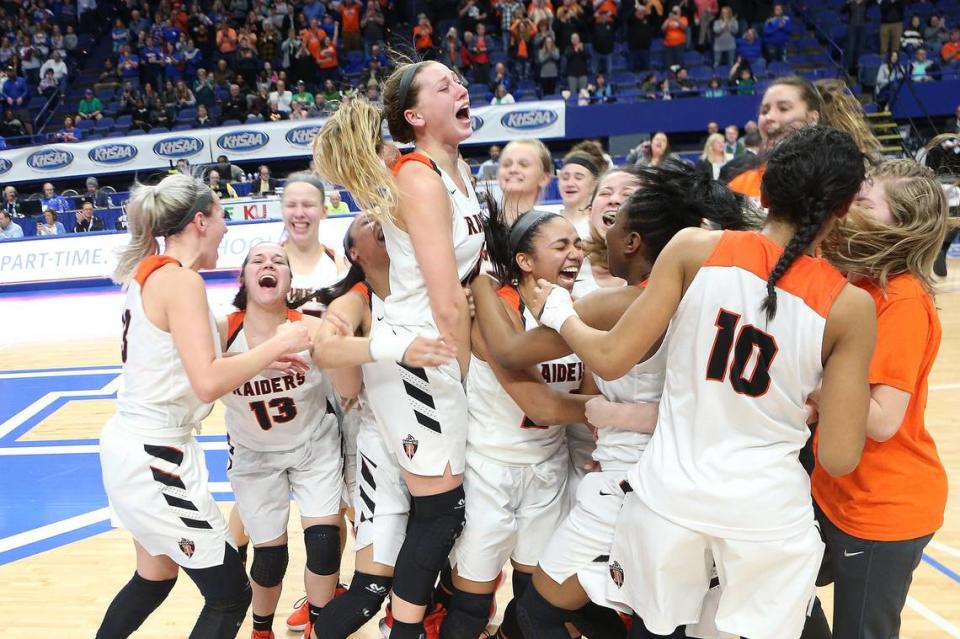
[225, 311, 246, 349]
[349, 281, 373, 308]
[286, 308, 304, 321]
[391, 151, 441, 177]
[727, 165, 765, 199]
[496, 284, 526, 328]
[133, 255, 181, 287]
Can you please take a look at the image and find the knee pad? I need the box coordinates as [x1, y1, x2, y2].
[569, 601, 627, 639]
[250, 544, 289, 588]
[511, 570, 533, 600]
[516, 586, 573, 639]
[440, 589, 493, 639]
[304, 524, 341, 576]
[316, 572, 393, 639]
[392, 487, 466, 606]
[189, 584, 252, 639]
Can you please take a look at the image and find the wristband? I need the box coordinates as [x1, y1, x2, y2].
[369, 328, 417, 363]
[538, 286, 577, 331]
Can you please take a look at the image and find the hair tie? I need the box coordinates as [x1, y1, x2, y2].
[397, 62, 424, 111]
[562, 156, 600, 177]
[508, 209, 557, 255]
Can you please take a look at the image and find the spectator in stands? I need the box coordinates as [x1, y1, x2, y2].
[292, 80, 314, 108]
[118, 44, 140, 86]
[364, 83, 383, 106]
[39, 50, 67, 89]
[704, 76, 726, 97]
[361, 0, 386, 57]
[742, 130, 761, 154]
[554, 0, 585, 51]
[697, 132, 733, 179]
[489, 61, 513, 94]
[842, 0, 868, 74]
[479, 144, 501, 179]
[565, 32, 591, 93]
[223, 83, 247, 122]
[924, 15, 949, 53]
[901, 15, 924, 53]
[327, 190, 350, 214]
[235, 35, 259, 88]
[762, 4, 790, 61]
[194, 103, 214, 127]
[724, 124, 744, 155]
[0, 210, 23, 240]
[19, 36, 41, 86]
[213, 58, 235, 90]
[74, 201, 105, 233]
[729, 57, 756, 93]
[113, 18, 129, 54]
[674, 66, 697, 97]
[309, 92, 332, 116]
[266, 100, 287, 121]
[339, 0, 363, 51]
[537, 35, 561, 95]
[2, 67, 30, 134]
[38, 68, 59, 97]
[499, 0, 525, 52]
[510, 13, 535, 80]
[174, 80, 196, 108]
[472, 23, 493, 84]
[366, 43, 389, 69]
[161, 41, 184, 84]
[593, 0, 617, 78]
[626, 1, 655, 71]
[3, 187, 20, 217]
[662, 4, 689, 69]
[943, 30, 960, 67]
[360, 57, 386, 88]
[36, 209, 66, 236]
[216, 155, 245, 183]
[491, 83, 516, 104]
[713, 6, 739, 67]
[193, 69, 215, 107]
[460, 0, 490, 36]
[216, 21, 238, 62]
[414, 13, 435, 58]
[590, 72, 615, 102]
[83, 177, 111, 208]
[77, 88, 103, 120]
[141, 36, 165, 89]
[258, 22, 281, 65]
[737, 28, 763, 64]
[148, 96, 171, 129]
[317, 28, 340, 84]
[658, 76, 674, 99]
[95, 59, 120, 90]
[251, 166, 277, 195]
[269, 79, 293, 114]
[131, 97, 150, 131]
[632, 131, 677, 166]
[41, 183, 69, 215]
[875, 50, 906, 106]
[207, 169, 239, 200]
[54, 116, 81, 143]
[910, 47, 939, 82]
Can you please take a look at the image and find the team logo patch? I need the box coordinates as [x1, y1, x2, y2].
[609, 560, 624, 588]
[178, 538, 196, 558]
[402, 434, 419, 460]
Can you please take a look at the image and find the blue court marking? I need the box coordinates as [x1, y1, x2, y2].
[0, 520, 114, 565]
[0, 364, 120, 375]
[923, 553, 960, 585]
[3, 434, 228, 447]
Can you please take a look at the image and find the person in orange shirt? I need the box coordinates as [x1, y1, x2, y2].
[660, 5, 688, 69]
[340, 0, 363, 51]
[216, 21, 238, 59]
[941, 28, 960, 65]
[414, 13, 435, 58]
[317, 29, 340, 84]
[812, 159, 949, 639]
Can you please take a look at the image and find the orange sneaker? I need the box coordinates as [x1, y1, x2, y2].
[287, 596, 309, 632]
[380, 603, 447, 639]
[251, 630, 275, 639]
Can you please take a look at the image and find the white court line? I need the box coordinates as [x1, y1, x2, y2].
[0, 440, 229, 456]
[0, 376, 123, 439]
[906, 596, 960, 637]
[929, 540, 960, 560]
[0, 508, 111, 554]
[0, 368, 121, 380]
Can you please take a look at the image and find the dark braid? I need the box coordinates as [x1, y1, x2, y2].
[759, 126, 866, 321]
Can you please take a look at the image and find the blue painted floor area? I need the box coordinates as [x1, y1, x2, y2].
[0, 366, 232, 566]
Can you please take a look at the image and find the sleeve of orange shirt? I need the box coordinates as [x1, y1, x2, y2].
[868, 299, 929, 393]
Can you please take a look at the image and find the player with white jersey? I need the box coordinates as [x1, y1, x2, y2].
[523, 127, 877, 639]
[472, 161, 748, 638]
[441, 208, 594, 639]
[97, 175, 311, 639]
[311, 213, 458, 638]
[217, 243, 345, 639]
[313, 62, 484, 639]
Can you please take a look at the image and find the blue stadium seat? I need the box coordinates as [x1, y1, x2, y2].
[76, 118, 95, 130]
[768, 61, 794, 76]
[149, 126, 169, 133]
[858, 53, 882, 86]
[126, 129, 146, 136]
[688, 65, 713, 84]
[176, 108, 197, 122]
[106, 131, 126, 138]
[221, 119, 241, 126]
[172, 123, 191, 131]
[94, 116, 114, 131]
[682, 51, 705, 67]
[115, 114, 132, 127]
[246, 114, 264, 123]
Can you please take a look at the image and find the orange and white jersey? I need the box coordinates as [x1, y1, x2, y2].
[630, 231, 848, 542]
[288, 245, 340, 316]
[221, 309, 336, 451]
[382, 153, 485, 333]
[350, 281, 389, 439]
[115, 255, 218, 438]
[466, 285, 583, 465]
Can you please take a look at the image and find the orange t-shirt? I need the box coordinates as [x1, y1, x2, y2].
[414, 24, 433, 49]
[663, 16, 688, 47]
[812, 273, 947, 541]
[942, 41, 960, 63]
[728, 165, 764, 199]
[318, 40, 339, 69]
[340, 4, 362, 33]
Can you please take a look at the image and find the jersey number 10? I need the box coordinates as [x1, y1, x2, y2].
[706, 309, 779, 397]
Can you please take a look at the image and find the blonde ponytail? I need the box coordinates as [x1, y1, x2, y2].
[112, 175, 215, 283]
[814, 79, 883, 162]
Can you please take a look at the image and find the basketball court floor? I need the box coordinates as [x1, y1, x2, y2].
[1, 265, 958, 638]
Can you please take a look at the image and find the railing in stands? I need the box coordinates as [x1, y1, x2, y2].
[789, 1, 847, 79]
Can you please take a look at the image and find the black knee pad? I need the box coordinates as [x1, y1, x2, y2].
[393, 487, 466, 606]
[569, 601, 627, 639]
[317, 572, 393, 639]
[96, 573, 177, 639]
[184, 544, 252, 639]
[516, 586, 574, 639]
[440, 589, 493, 639]
[511, 570, 533, 599]
[304, 524, 341, 576]
[250, 544, 289, 588]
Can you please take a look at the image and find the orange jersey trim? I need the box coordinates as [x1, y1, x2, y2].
[496, 284, 523, 316]
[703, 231, 846, 319]
[133, 255, 181, 287]
[226, 311, 245, 349]
[349, 281, 372, 306]
[391, 152, 439, 177]
[728, 166, 764, 199]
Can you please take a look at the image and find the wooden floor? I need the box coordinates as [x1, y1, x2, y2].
[1, 265, 959, 638]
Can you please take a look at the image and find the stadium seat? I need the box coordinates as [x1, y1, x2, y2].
[94, 117, 114, 132]
[76, 118, 95, 130]
[221, 119, 241, 126]
[149, 126, 169, 133]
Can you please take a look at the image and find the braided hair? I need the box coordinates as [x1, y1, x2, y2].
[759, 126, 866, 321]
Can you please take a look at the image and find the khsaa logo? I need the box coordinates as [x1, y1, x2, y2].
[500, 109, 558, 131]
[27, 148, 74, 171]
[89, 143, 138, 165]
[153, 136, 204, 159]
[285, 125, 322, 147]
[470, 115, 484, 131]
[217, 130, 269, 153]
[0, 158, 11, 175]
